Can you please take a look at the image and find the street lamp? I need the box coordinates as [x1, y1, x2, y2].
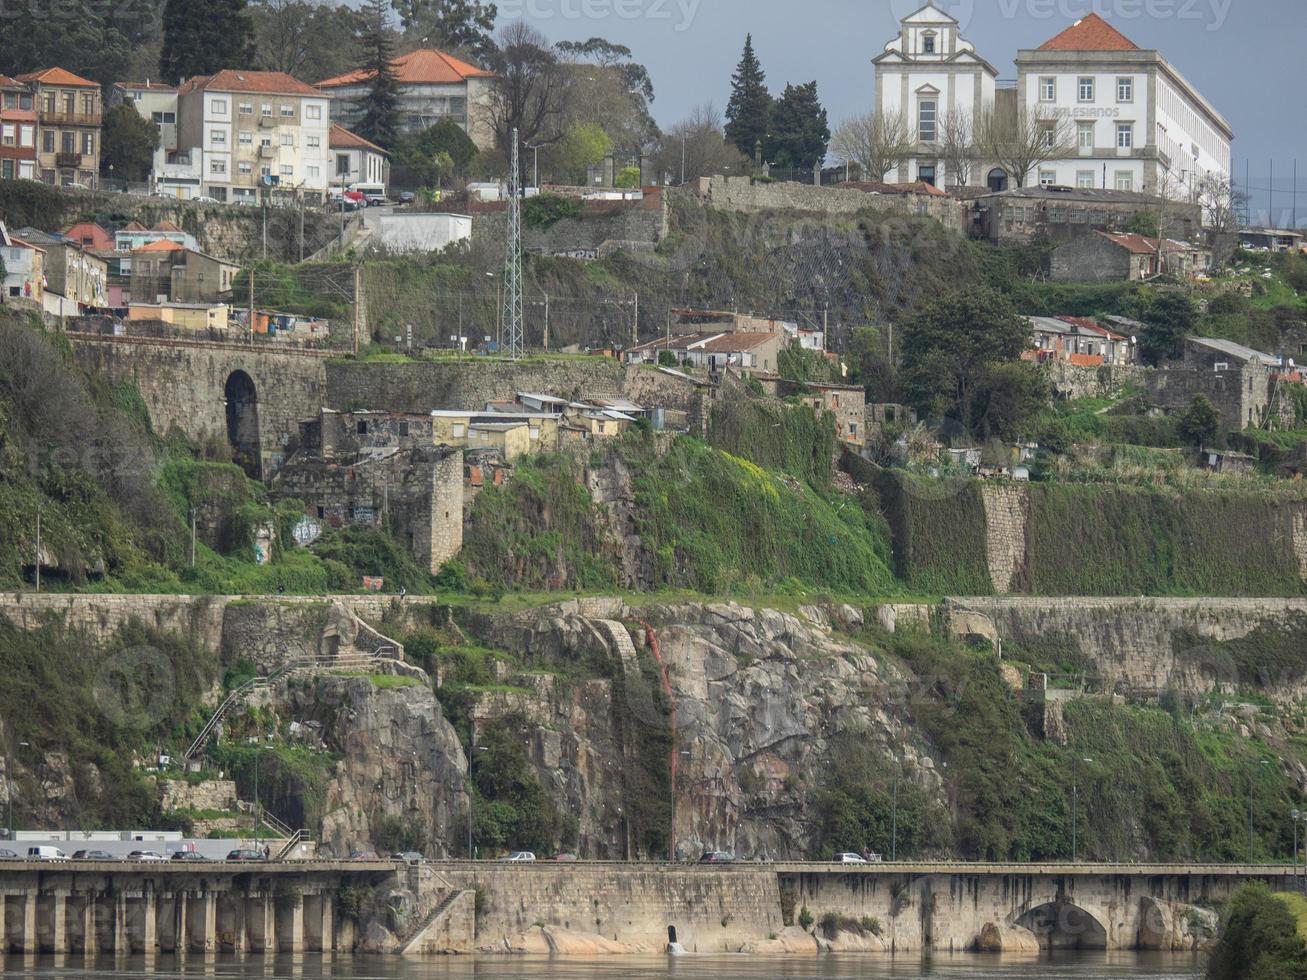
[1072, 757, 1094, 863]
[466, 720, 488, 859]
[890, 765, 898, 862]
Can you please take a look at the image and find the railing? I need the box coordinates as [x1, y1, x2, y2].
[275, 829, 312, 860]
[55, 151, 83, 168]
[43, 111, 100, 127]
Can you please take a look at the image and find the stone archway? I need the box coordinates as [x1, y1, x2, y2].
[988, 168, 1009, 193]
[1016, 901, 1108, 950]
[225, 370, 262, 480]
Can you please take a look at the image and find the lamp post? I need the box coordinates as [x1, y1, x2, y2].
[1072, 757, 1094, 863]
[890, 766, 898, 862]
[466, 719, 487, 859]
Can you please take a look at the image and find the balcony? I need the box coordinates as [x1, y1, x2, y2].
[55, 151, 83, 168]
[42, 111, 100, 127]
[257, 144, 276, 159]
[258, 115, 278, 129]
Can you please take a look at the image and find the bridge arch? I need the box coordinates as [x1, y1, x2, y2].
[1015, 901, 1108, 950]
[224, 370, 262, 480]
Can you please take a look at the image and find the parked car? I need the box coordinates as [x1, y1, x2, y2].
[392, 851, 423, 863]
[698, 851, 734, 864]
[501, 851, 536, 862]
[192, 195, 219, 204]
[28, 846, 69, 862]
[72, 849, 115, 861]
[397, 191, 416, 205]
[835, 852, 867, 864]
[349, 848, 379, 860]
[128, 850, 168, 862]
[171, 850, 207, 862]
[553, 853, 578, 863]
[0, 849, 18, 859]
[226, 849, 263, 862]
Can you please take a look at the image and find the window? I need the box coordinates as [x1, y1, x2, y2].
[209, 159, 226, 175]
[81, 132, 93, 155]
[260, 135, 272, 148]
[1078, 77, 1095, 102]
[1041, 124, 1057, 150]
[279, 165, 293, 177]
[43, 93, 54, 113]
[306, 135, 320, 148]
[63, 93, 74, 114]
[306, 165, 319, 178]
[280, 132, 293, 146]
[280, 104, 294, 117]
[918, 164, 936, 187]
[1076, 170, 1095, 189]
[1, 93, 13, 109]
[1039, 77, 1056, 102]
[1117, 123, 1134, 149]
[261, 103, 272, 116]
[238, 162, 253, 175]
[452, 423, 465, 438]
[922, 32, 936, 54]
[1117, 77, 1134, 102]
[211, 98, 227, 115]
[151, 111, 176, 124]
[18, 94, 31, 111]
[1078, 121, 1095, 152]
[398, 421, 409, 437]
[19, 125, 33, 147]
[238, 131, 253, 145]
[305, 105, 321, 120]
[336, 154, 350, 176]
[81, 93, 94, 115]
[42, 130, 53, 153]
[1, 124, 13, 146]
[357, 420, 368, 435]
[61, 131, 74, 153]
[918, 99, 937, 143]
[239, 102, 253, 114]
[1115, 171, 1134, 191]
[210, 129, 226, 145]
[1039, 169, 1057, 186]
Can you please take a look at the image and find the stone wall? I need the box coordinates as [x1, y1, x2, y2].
[689, 176, 969, 233]
[1043, 361, 1147, 400]
[159, 778, 237, 813]
[621, 366, 713, 435]
[69, 335, 328, 478]
[980, 486, 1027, 595]
[474, 197, 666, 259]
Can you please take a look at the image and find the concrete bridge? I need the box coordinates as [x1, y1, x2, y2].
[0, 859, 393, 955]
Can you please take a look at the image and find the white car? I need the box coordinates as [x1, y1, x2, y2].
[128, 850, 168, 862]
[501, 851, 536, 862]
[835, 852, 867, 864]
[192, 195, 219, 204]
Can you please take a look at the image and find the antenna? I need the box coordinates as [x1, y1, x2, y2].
[502, 129, 525, 360]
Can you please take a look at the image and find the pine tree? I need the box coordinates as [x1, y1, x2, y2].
[723, 34, 771, 161]
[159, 0, 255, 84]
[353, 0, 401, 149]
[768, 81, 830, 171]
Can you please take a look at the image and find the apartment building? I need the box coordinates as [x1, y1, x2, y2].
[317, 48, 495, 151]
[1015, 14, 1232, 198]
[17, 67, 101, 187]
[0, 74, 38, 181]
[112, 81, 201, 198]
[176, 70, 332, 204]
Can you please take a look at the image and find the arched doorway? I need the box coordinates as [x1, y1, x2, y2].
[1017, 902, 1108, 950]
[988, 168, 1009, 193]
[224, 370, 262, 481]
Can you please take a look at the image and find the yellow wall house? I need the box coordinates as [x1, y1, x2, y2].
[467, 422, 531, 460]
[128, 301, 229, 330]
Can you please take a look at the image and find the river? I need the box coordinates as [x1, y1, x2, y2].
[0, 952, 1207, 979]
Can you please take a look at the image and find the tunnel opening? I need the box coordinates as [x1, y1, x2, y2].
[1017, 902, 1108, 950]
[225, 370, 262, 481]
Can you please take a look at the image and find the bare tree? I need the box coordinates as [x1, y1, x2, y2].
[829, 109, 913, 183]
[1196, 174, 1247, 263]
[651, 103, 749, 185]
[484, 20, 566, 160]
[974, 103, 1075, 188]
[938, 109, 975, 188]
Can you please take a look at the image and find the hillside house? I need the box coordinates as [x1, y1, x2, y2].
[624, 331, 782, 374]
[0, 73, 37, 181]
[130, 240, 238, 304]
[1239, 228, 1304, 253]
[1051, 230, 1210, 282]
[114, 221, 197, 252]
[1027, 316, 1135, 366]
[0, 223, 43, 303]
[1147, 336, 1278, 431]
[328, 124, 389, 192]
[128, 301, 229, 330]
[12, 227, 106, 308]
[971, 186, 1200, 245]
[786, 381, 866, 448]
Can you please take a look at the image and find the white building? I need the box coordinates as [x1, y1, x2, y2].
[1014, 14, 1232, 199]
[329, 123, 389, 191]
[0, 222, 43, 303]
[112, 81, 203, 199]
[872, 1, 999, 187]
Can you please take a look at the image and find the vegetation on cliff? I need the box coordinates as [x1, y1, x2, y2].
[1207, 883, 1307, 980]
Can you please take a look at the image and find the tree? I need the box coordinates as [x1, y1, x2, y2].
[973, 361, 1050, 441]
[486, 20, 564, 163]
[1178, 394, 1222, 448]
[555, 38, 658, 161]
[0, 0, 160, 89]
[544, 123, 612, 185]
[1138, 293, 1198, 366]
[100, 104, 160, 182]
[767, 81, 829, 173]
[830, 110, 912, 183]
[723, 34, 770, 161]
[1207, 884, 1307, 980]
[1197, 174, 1248, 265]
[353, 0, 402, 149]
[160, 0, 255, 84]
[651, 104, 748, 185]
[975, 103, 1075, 188]
[899, 288, 1034, 436]
[938, 109, 975, 187]
[249, 0, 366, 81]
[393, 0, 497, 62]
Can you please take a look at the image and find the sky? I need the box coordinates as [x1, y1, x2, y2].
[501, 0, 1307, 227]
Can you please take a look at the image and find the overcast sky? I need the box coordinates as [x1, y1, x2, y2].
[505, 0, 1307, 226]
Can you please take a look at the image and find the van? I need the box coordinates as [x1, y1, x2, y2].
[348, 182, 388, 206]
[27, 846, 68, 862]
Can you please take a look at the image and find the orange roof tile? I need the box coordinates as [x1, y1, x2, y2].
[1039, 13, 1140, 51]
[184, 69, 324, 98]
[16, 66, 99, 88]
[121, 221, 148, 231]
[135, 239, 184, 252]
[329, 123, 388, 155]
[318, 47, 492, 88]
[0, 74, 24, 90]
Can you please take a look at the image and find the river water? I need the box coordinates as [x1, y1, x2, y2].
[0, 952, 1207, 979]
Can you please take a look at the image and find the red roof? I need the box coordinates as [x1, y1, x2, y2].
[16, 66, 99, 88]
[1096, 230, 1190, 254]
[0, 74, 24, 90]
[1039, 14, 1140, 51]
[317, 47, 492, 88]
[329, 123, 388, 155]
[135, 239, 184, 253]
[181, 70, 324, 98]
[1057, 316, 1128, 341]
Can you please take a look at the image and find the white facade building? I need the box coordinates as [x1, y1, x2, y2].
[328, 124, 390, 192]
[872, 1, 998, 187]
[1014, 14, 1232, 199]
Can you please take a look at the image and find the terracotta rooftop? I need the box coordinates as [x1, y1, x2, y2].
[1096, 231, 1192, 254]
[1038, 13, 1140, 51]
[329, 123, 388, 154]
[120, 221, 148, 232]
[179, 70, 324, 98]
[16, 66, 99, 87]
[318, 47, 493, 88]
[135, 239, 185, 252]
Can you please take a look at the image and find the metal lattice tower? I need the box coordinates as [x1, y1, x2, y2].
[502, 128, 525, 359]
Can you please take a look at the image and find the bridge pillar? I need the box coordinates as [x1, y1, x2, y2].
[303, 893, 334, 952]
[320, 892, 335, 951]
[19, 891, 37, 953]
[187, 892, 217, 953]
[217, 893, 248, 952]
[155, 892, 181, 953]
[130, 892, 157, 953]
[113, 894, 129, 956]
[277, 892, 304, 953]
[47, 892, 67, 953]
[246, 894, 276, 953]
[75, 893, 97, 955]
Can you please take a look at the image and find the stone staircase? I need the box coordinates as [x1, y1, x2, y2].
[395, 887, 476, 956]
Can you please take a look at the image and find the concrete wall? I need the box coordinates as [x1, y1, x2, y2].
[366, 213, 472, 254]
[690, 176, 969, 233]
[1051, 235, 1134, 282]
